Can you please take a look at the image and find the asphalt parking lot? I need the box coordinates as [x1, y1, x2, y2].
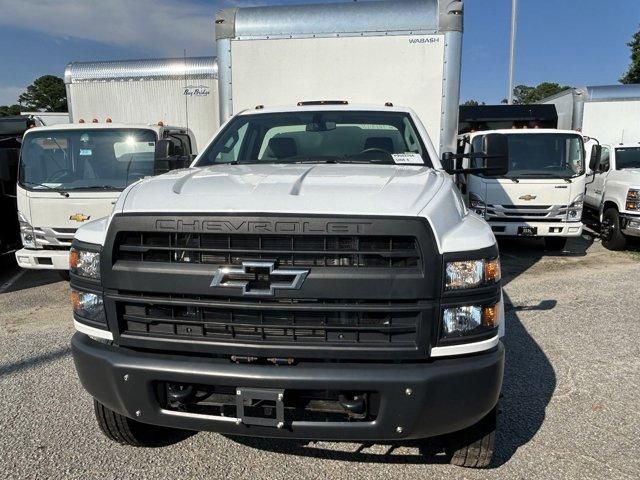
[0, 235, 639, 480]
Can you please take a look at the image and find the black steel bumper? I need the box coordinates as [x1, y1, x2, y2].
[72, 333, 504, 441]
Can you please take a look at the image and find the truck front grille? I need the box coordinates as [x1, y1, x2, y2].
[486, 204, 568, 223]
[115, 232, 420, 268]
[112, 294, 428, 359]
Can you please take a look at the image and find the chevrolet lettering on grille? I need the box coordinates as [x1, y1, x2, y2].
[210, 261, 309, 296]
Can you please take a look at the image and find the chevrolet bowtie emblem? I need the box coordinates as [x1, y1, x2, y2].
[519, 195, 537, 201]
[69, 213, 91, 222]
[211, 261, 309, 296]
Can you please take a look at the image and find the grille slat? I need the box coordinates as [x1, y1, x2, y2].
[120, 300, 419, 346]
[115, 232, 420, 269]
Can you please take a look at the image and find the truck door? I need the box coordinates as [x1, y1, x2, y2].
[586, 145, 610, 207]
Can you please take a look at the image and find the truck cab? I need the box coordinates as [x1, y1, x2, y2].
[15, 123, 196, 273]
[584, 143, 640, 249]
[458, 129, 587, 251]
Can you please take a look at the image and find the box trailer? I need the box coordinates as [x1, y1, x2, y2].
[538, 84, 640, 144]
[65, 56, 219, 150]
[215, 0, 463, 156]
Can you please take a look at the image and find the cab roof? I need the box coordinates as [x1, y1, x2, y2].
[463, 128, 582, 137]
[22, 122, 185, 135]
[236, 103, 417, 116]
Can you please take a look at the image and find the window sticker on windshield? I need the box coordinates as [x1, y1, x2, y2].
[392, 153, 424, 165]
[79, 149, 92, 156]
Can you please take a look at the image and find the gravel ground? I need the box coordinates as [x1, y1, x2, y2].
[0, 235, 638, 480]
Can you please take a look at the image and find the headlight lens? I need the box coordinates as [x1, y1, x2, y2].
[71, 289, 105, 323]
[567, 193, 584, 220]
[445, 257, 501, 290]
[69, 248, 101, 279]
[626, 189, 640, 211]
[17, 212, 36, 248]
[442, 303, 499, 340]
[469, 193, 486, 217]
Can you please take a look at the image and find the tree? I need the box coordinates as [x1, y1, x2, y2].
[620, 27, 640, 84]
[462, 99, 486, 106]
[503, 82, 570, 104]
[18, 75, 67, 112]
[0, 104, 22, 117]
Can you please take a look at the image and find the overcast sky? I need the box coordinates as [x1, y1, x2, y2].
[0, 0, 638, 106]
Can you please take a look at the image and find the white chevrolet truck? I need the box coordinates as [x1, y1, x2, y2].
[585, 143, 640, 249]
[69, 0, 512, 469]
[15, 122, 196, 277]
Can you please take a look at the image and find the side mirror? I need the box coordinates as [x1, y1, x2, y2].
[481, 133, 509, 177]
[441, 153, 454, 172]
[154, 140, 190, 175]
[589, 145, 602, 172]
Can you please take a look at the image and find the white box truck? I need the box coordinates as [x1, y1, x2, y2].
[540, 85, 640, 249]
[69, 0, 512, 469]
[457, 105, 587, 251]
[65, 56, 219, 151]
[14, 57, 213, 274]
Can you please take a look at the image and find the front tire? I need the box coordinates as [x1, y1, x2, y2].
[601, 208, 627, 250]
[93, 400, 190, 447]
[445, 407, 497, 468]
[544, 237, 567, 252]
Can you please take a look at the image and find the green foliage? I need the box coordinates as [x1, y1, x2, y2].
[504, 82, 571, 104]
[620, 27, 640, 84]
[0, 104, 22, 117]
[18, 75, 67, 112]
[462, 99, 486, 106]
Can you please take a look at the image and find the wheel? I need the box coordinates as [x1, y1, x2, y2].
[93, 399, 190, 447]
[445, 407, 496, 468]
[601, 208, 627, 250]
[58, 270, 70, 281]
[543, 237, 567, 252]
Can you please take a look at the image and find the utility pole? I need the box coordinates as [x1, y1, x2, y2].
[507, 0, 518, 104]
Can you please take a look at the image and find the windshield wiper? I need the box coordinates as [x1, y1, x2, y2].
[21, 181, 69, 197]
[67, 185, 121, 190]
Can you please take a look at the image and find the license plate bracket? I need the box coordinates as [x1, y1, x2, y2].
[518, 226, 538, 236]
[236, 388, 285, 427]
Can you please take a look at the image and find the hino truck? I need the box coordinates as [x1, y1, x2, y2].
[70, 0, 511, 469]
[457, 105, 587, 251]
[540, 85, 640, 249]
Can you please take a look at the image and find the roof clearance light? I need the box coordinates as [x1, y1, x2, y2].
[92, 118, 99, 123]
[158, 121, 164, 127]
[106, 117, 112, 123]
[79, 119, 85, 123]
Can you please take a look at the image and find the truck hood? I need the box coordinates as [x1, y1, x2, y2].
[479, 177, 583, 206]
[121, 164, 445, 216]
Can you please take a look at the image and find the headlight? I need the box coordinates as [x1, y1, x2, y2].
[626, 189, 640, 211]
[567, 193, 584, 220]
[469, 193, 486, 217]
[17, 212, 36, 249]
[442, 303, 499, 340]
[71, 289, 105, 323]
[445, 257, 501, 290]
[70, 248, 101, 279]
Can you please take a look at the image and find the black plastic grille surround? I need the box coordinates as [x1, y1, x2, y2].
[100, 214, 442, 360]
[114, 232, 420, 269]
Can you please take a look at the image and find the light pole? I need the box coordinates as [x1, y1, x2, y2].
[507, 0, 518, 104]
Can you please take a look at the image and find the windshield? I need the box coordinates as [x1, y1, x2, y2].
[19, 129, 157, 191]
[616, 147, 640, 169]
[195, 110, 431, 167]
[472, 133, 584, 179]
